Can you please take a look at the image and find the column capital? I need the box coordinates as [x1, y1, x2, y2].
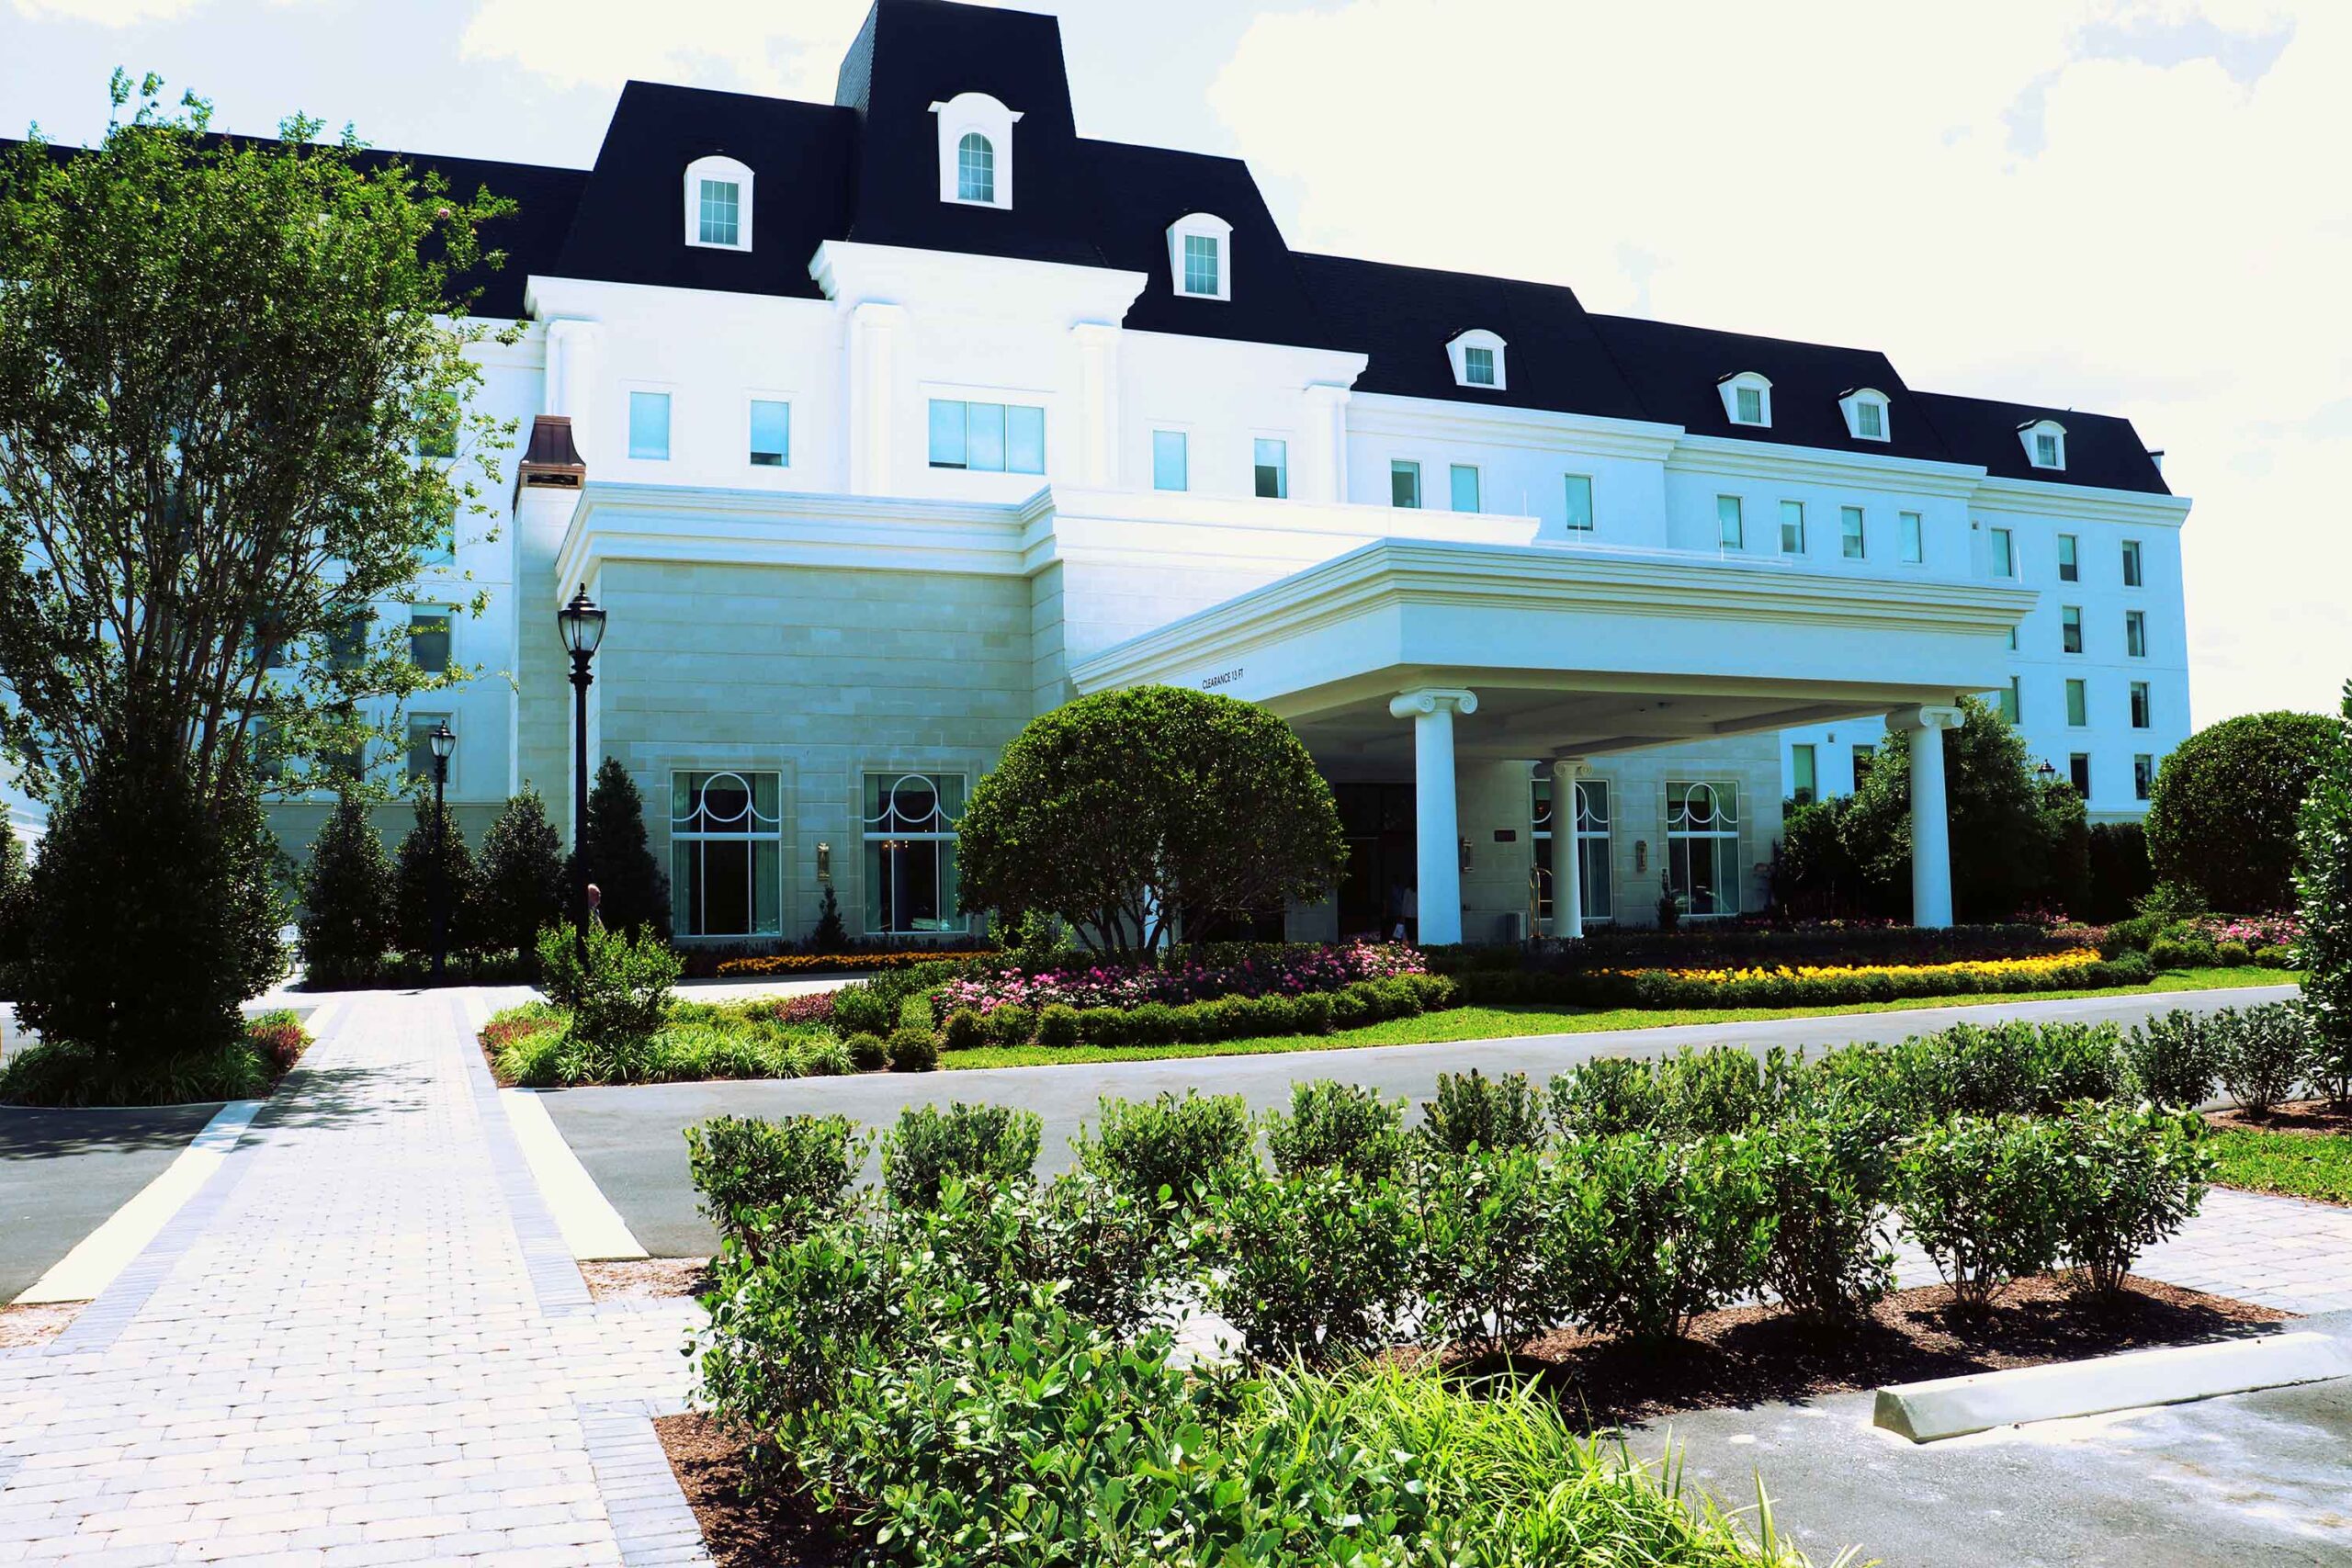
[1547, 754, 1587, 779]
[1389, 687, 1478, 720]
[1890, 704, 1967, 734]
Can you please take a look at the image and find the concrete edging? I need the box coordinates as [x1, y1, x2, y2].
[1871, 1330, 2352, 1442]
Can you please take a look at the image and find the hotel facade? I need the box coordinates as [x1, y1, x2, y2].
[261, 0, 2193, 947]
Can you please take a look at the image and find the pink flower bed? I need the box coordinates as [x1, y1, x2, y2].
[2195, 913, 2301, 949]
[936, 942, 1429, 1016]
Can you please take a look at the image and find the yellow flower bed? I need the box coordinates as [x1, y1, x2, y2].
[1637, 950, 2104, 985]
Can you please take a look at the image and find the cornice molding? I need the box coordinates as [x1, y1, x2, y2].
[1667, 434, 1987, 497]
[1347, 392, 1681, 461]
[1968, 477, 2194, 528]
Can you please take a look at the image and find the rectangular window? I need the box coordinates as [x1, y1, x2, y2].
[2134, 753, 2154, 801]
[1735, 385, 1764, 423]
[865, 772, 967, 934]
[1791, 744, 1816, 807]
[927, 400, 1045, 474]
[2066, 677, 2088, 728]
[1856, 400, 1883, 438]
[1254, 438, 1288, 500]
[416, 492, 457, 566]
[1464, 344, 1496, 386]
[1390, 460, 1421, 509]
[1716, 494, 1744, 549]
[1989, 526, 2014, 578]
[1779, 499, 1805, 554]
[2131, 680, 2151, 729]
[2125, 610, 2147, 659]
[1151, 429, 1187, 492]
[2037, 432, 2062, 468]
[405, 714, 451, 788]
[1666, 781, 1741, 918]
[2070, 752, 2092, 797]
[1563, 474, 1594, 532]
[1450, 464, 1481, 513]
[2122, 539, 2143, 588]
[671, 771, 783, 939]
[1182, 233, 1220, 296]
[628, 391, 671, 461]
[1839, 505, 1865, 559]
[2007, 626, 2019, 651]
[2057, 533, 2078, 581]
[327, 611, 368, 674]
[697, 178, 741, 247]
[408, 605, 452, 673]
[1999, 675, 2020, 725]
[2062, 604, 2084, 655]
[1899, 510, 1923, 564]
[749, 400, 790, 467]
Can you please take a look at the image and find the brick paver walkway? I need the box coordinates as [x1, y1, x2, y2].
[0, 991, 705, 1566]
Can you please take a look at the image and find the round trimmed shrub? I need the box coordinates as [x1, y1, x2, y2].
[843, 1032, 888, 1072]
[887, 1025, 940, 1073]
[2146, 711, 2335, 912]
[941, 1008, 987, 1052]
[1035, 1003, 1080, 1048]
[981, 1003, 1035, 1047]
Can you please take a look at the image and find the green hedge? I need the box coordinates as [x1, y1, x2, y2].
[945, 972, 1457, 1050]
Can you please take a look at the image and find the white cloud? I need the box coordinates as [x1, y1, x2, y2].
[457, 0, 876, 99]
[1211, 0, 2349, 723]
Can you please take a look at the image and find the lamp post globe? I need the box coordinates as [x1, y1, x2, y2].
[429, 719, 455, 985]
[557, 585, 605, 953]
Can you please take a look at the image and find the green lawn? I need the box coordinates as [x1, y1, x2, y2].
[937, 965, 2298, 1070]
[2208, 1126, 2352, 1208]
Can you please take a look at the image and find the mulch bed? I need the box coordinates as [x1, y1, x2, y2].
[655, 1413, 857, 1568]
[582, 1257, 712, 1302]
[0, 1301, 85, 1349]
[2206, 1100, 2352, 1137]
[1494, 1274, 2286, 1427]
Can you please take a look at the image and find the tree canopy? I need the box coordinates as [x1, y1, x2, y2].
[955, 686, 1348, 954]
[2147, 709, 2335, 913]
[0, 73, 516, 810]
[2294, 681, 2352, 1103]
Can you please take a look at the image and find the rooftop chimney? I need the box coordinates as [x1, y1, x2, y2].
[515, 415, 586, 502]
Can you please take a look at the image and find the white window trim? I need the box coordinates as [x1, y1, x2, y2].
[931, 93, 1021, 209]
[624, 384, 676, 464]
[1167, 212, 1234, 301]
[862, 770, 969, 936]
[1838, 386, 1890, 442]
[2021, 417, 2067, 470]
[746, 391, 794, 471]
[1150, 425, 1190, 492]
[683, 154, 754, 252]
[670, 770, 785, 940]
[1897, 509, 1925, 567]
[1446, 328, 1508, 390]
[1720, 371, 1773, 428]
[1448, 461, 1482, 514]
[1251, 433, 1290, 500]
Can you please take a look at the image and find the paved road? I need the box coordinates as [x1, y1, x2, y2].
[0, 1104, 221, 1301]
[541, 982, 2301, 1258]
[1643, 1307, 2352, 1568]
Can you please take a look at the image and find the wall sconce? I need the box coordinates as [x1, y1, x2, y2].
[1459, 837, 1473, 874]
[816, 841, 831, 884]
[1634, 840, 1648, 874]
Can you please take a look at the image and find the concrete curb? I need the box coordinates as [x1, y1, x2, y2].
[504, 1088, 650, 1261]
[1871, 1330, 2352, 1442]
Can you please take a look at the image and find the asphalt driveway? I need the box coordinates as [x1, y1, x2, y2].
[0, 1102, 222, 1300]
[539, 982, 2300, 1258]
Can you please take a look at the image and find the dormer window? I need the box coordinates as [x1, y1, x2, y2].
[1719, 371, 1772, 427]
[1167, 213, 1233, 300]
[1839, 387, 1890, 442]
[1446, 329, 1507, 390]
[2021, 418, 2067, 470]
[931, 92, 1021, 209]
[683, 155, 754, 252]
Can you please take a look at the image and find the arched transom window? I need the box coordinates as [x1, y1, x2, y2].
[957, 133, 995, 204]
[932, 92, 1021, 209]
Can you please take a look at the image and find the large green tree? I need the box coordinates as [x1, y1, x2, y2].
[0, 73, 515, 809]
[2295, 681, 2352, 1106]
[2147, 710, 2335, 913]
[955, 686, 1348, 954]
[392, 795, 477, 964]
[473, 788, 566, 958]
[571, 758, 672, 939]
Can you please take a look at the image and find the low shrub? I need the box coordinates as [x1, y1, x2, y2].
[1074, 1089, 1253, 1217]
[0, 1036, 274, 1106]
[1411, 1143, 1570, 1355]
[980, 1003, 1035, 1047]
[1894, 1115, 2064, 1313]
[1749, 1113, 1894, 1320]
[1035, 1003, 1080, 1048]
[2123, 1010, 2221, 1108]
[684, 1113, 864, 1261]
[2212, 1002, 2313, 1114]
[1421, 1068, 1545, 1155]
[1262, 1079, 1409, 1181]
[1547, 1055, 1665, 1139]
[1208, 1166, 1414, 1369]
[887, 1025, 940, 1074]
[880, 1102, 1044, 1211]
[1456, 951, 2154, 1010]
[1553, 1133, 1776, 1342]
[1655, 1045, 1777, 1134]
[243, 1010, 311, 1077]
[793, 1037, 854, 1077]
[831, 983, 897, 1038]
[843, 1032, 888, 1072]
[534, 921, 679, 1080]
[940, 1009, 986, 1053]
[2046, 1102, 2212, 1295]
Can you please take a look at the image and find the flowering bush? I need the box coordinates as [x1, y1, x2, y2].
[2192, 914, 2301, 951]
[935, 942, 1428, 1017]
[714, 948, 1001, 979]
[243, 1010, 312, 1077]
[1637, 950, 2105, 988]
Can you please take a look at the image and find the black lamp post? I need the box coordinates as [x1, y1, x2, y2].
[558, 585, 607, 951]
[428, 718, 456, 984]
[2037, 759, 2059, 784]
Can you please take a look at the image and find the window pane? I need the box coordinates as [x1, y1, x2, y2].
[2132, 681, 2151, 728]
[1999, 676, 2020, 724]
[1839, 505, 1864, 559]
[928, 400, 967, 468]
[2126, 611, 2146, 658]
[1857, 400, 1883, 437]
[1792, 744, 1816, 805]
[2058, 534, 2078, 581]
[1253, 438, 1287, 499]
[2070, 753, 2091, 795]
[1006, 404, 1044, 474]
[2066, 679, 2087, 727]
[1564, 474, 1594, 532]
[405, 715, 449, 785]
[1990, 527, 2013, 576]
[2063, 606, 2083, 654]
[1183, 233, 1219, 295]
[1152, 430, 1187, 491]
[1899, 510, 1923, 563]
[698, 178, 740, 246]
[957, 133, 994, 203]
[967, 401, 1007, 472]
[1780, 500, 1804, 553]
[1391, 460, 1420, 509]
[749, 400, 789, 467]
[1716, 495, 1743, 548]
[2038, 433, 2061, 467]
[1450, 464, 1479, 513]
[1464, 345, 1494, 385]
[1736, 385, 1763, 423]
[409, 606, 451, 672]
[2134, 755, 2154, 800]
[628, 391, 670, 461]
[2122, 540, 2143, 587]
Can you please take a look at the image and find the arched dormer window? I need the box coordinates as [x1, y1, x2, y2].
[1718, 370, 1772, 428]
[2020, 417, 2066, 470]
[1839, 387, 1890, 442]
[931, 92, 1021, 209]
[1446, 328, 1507, 390]
[1166, 212, 1233, 301]
[684, 155, 753, 252]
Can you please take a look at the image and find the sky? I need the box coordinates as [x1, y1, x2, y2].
[3, 0, 2345, 728]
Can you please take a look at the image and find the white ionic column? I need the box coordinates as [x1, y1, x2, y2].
[1893, 705, 1967, 929]
[1549, 757, 1585, 942]
[1389, 688, 1476, 945]
[1073, 322, 1121, 488]
[1298, 382, 1352, 503]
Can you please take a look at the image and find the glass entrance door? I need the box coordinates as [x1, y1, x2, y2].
[1334, 782, 1416, 939]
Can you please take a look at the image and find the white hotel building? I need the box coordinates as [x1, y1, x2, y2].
[266, 0, 2192, 946]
